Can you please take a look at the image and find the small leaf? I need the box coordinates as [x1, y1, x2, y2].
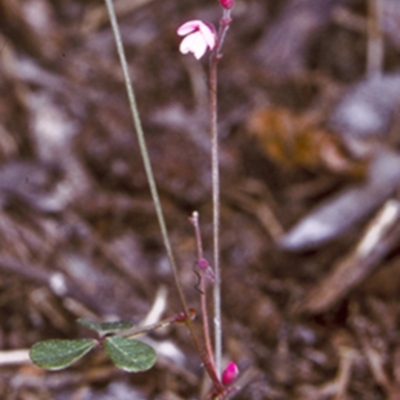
[104, 336, 156, 372]
[30, 339, 96, 370]
[77, 318, 135, 335]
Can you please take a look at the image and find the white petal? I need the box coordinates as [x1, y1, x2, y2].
[199, 23, 216, 50]
[179, 35, 194, 54]
[191, 34, 207, 59]
[193, 39, 207, 60]
[179, 33, 207, 59]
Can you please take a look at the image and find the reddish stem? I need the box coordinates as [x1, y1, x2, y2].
[190, 212, 217, 374]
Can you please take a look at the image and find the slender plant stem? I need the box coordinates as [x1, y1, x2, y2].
[200, 275, 215, 370]
[190, 212, 216, 372]
[209, 55, 222, 378]
[210, 8, 232, 380]
[367, 0, 383, 76]
[104, 0, 187, 316]
[120, 312, 194, 339]
[104, 0, 225, 395]
[217, 10, 232, 55]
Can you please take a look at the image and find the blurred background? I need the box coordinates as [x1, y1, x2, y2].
[1, 0, 400, 398]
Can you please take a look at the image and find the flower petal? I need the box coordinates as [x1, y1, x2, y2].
[191, 34, 208, 59]
[198, 23, 216, 50]
[177, 20, 216, 59]
[179, 33, 207, 59]
[179, 34, 195, 55]
[177, 20, 202, 36]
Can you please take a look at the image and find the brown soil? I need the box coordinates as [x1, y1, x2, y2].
[1, 0, 400, 399]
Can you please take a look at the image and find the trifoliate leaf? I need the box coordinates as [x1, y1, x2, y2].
[104, 336, 156, 372]
[30, 339, 96, 370]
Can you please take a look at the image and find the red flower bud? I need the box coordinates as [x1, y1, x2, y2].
[220, 0, 234, 10]
[222, 361, 239, 385]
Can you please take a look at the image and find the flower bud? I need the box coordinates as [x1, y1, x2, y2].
[197, 258, 209, 270]
[220, 0, 234, 10]
[222, 361, 239, 385]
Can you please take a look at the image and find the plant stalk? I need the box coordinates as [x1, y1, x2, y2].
[209, 54, 222, 378]
[104, 0, 187, 318]
[210, 8, 232, 379]
[104, 0, 224, 394]
[190, 212, 216, 373]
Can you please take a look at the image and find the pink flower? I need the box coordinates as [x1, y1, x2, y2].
[177, 20, 216, 60]
[222, 361, 239, 385]
[220, 0, 234, 9]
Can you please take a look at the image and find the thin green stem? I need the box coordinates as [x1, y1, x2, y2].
[104, 0, 187, 316]
[104, 0, 224, 394]
[209, 55, 222, 378]
[210, 7, 233, 380]
[119, 312, 194, 339]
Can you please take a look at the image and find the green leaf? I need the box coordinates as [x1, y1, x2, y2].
[104, 336, 157, 372]
[77, 318, 135, 335]
[30, 339, 96, 370]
